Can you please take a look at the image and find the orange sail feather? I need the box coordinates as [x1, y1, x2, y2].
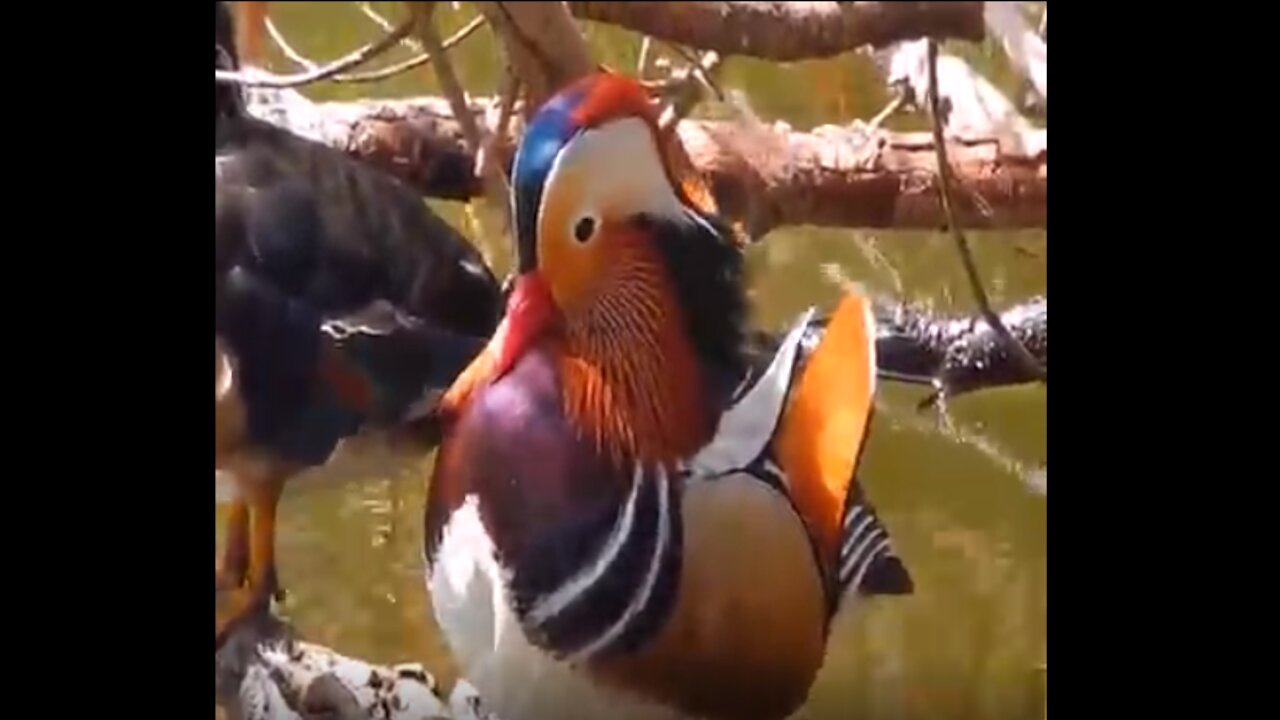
[774, 289, 877, 570]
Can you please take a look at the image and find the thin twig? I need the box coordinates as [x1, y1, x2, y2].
[866, 88, 908, 133]
[337, 15, 486, 84]
[498, 83, 521, 143]
[417, 4, 512, 225]
[265, 16, 318, 70]
[358, 1, 425, 52]
[216, 16, 415, 87]
[483, 73, 522, 177]
[637, 36, 654, 78]
[657, 50, 724, 131]
[491, 2, 563, 90]
[248, 5, 488, 86]
[926, 38, 1046, 383]
[477, 70, 520, 233]
[416, 7, 482, 154]
[664, 42, 724, 100]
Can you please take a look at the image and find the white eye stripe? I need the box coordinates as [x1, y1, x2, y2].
[538, 117, 687, 246]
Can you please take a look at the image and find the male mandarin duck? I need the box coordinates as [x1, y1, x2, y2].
[215, 1, 500, 649]
[422, 71, 913, 720]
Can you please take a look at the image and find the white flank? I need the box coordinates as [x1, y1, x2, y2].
[428, 495, 687, 720]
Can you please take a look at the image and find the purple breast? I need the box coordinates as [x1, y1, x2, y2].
[424, 348, 626, 579]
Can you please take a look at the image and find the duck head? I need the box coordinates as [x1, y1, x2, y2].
[490, 71, 747, 388]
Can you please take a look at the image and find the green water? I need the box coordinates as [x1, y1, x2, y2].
[217, 4, 1047, 719]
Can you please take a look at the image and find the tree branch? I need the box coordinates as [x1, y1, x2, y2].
[872, 296, 1047, 402]
[656, 50, 724, 131]
[339, 14, 488, 85]
[926, 38, 1047, 384]
[243, 89, 1046, 233]
[220, 6, 487, 88]
[216, 15, 415, 88]
[568, 2, 985, 60]
[475, 2, 594, 113]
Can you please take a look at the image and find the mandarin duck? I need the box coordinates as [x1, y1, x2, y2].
[422, 71, 914, 720]
[215, 1, 500, 649]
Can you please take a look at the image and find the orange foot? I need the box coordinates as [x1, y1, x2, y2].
[215, 462, 290, 650]
[217, 499, 249, 592]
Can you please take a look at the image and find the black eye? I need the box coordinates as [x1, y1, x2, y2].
[573, 216, 596, 244]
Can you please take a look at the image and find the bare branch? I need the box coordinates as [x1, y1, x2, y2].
[872, 296, 1047, 401]
[223, 2, 987, 90]
[358, 1, 424, 51]
[476, 2, 594, 113]
[636, 35, 654, 77]
[865, 87, 910, 133]
[222, 7, 488, 88]
[411, 1, 514, 250]
[243, 89, 1046, 232]
[657, 50, 724, 131]
[478, 72, 521, 189]
[568, 2, 985, 60]
[925, 39, 1047, 384]
[265, 16, 319, 70]
[338, 15, 487, 84]
[216, 16, 415, 88]
[414, 4, 483, 156]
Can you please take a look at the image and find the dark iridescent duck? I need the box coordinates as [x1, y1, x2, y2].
[422, 72, 913, 720]
[215, 1, 500, 649]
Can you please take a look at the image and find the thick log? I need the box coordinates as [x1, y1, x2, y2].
[245, 89, 1046, 234]
[569, 2, 986, 60]
[682, 118, 1045, 237]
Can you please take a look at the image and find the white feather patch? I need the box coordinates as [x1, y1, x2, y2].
[429, 496, 686, 720]
[538, 116, 688, 236]
[687, 307, 815, 476]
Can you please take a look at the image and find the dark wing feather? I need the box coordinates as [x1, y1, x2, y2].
[215, 76, 501, 464]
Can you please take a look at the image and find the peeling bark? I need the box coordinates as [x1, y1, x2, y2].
[681, 117, 1045, 237]
[245, 88, 1046, 234]
[215, 611, 494, 720]
[568, 2, 985, 60]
